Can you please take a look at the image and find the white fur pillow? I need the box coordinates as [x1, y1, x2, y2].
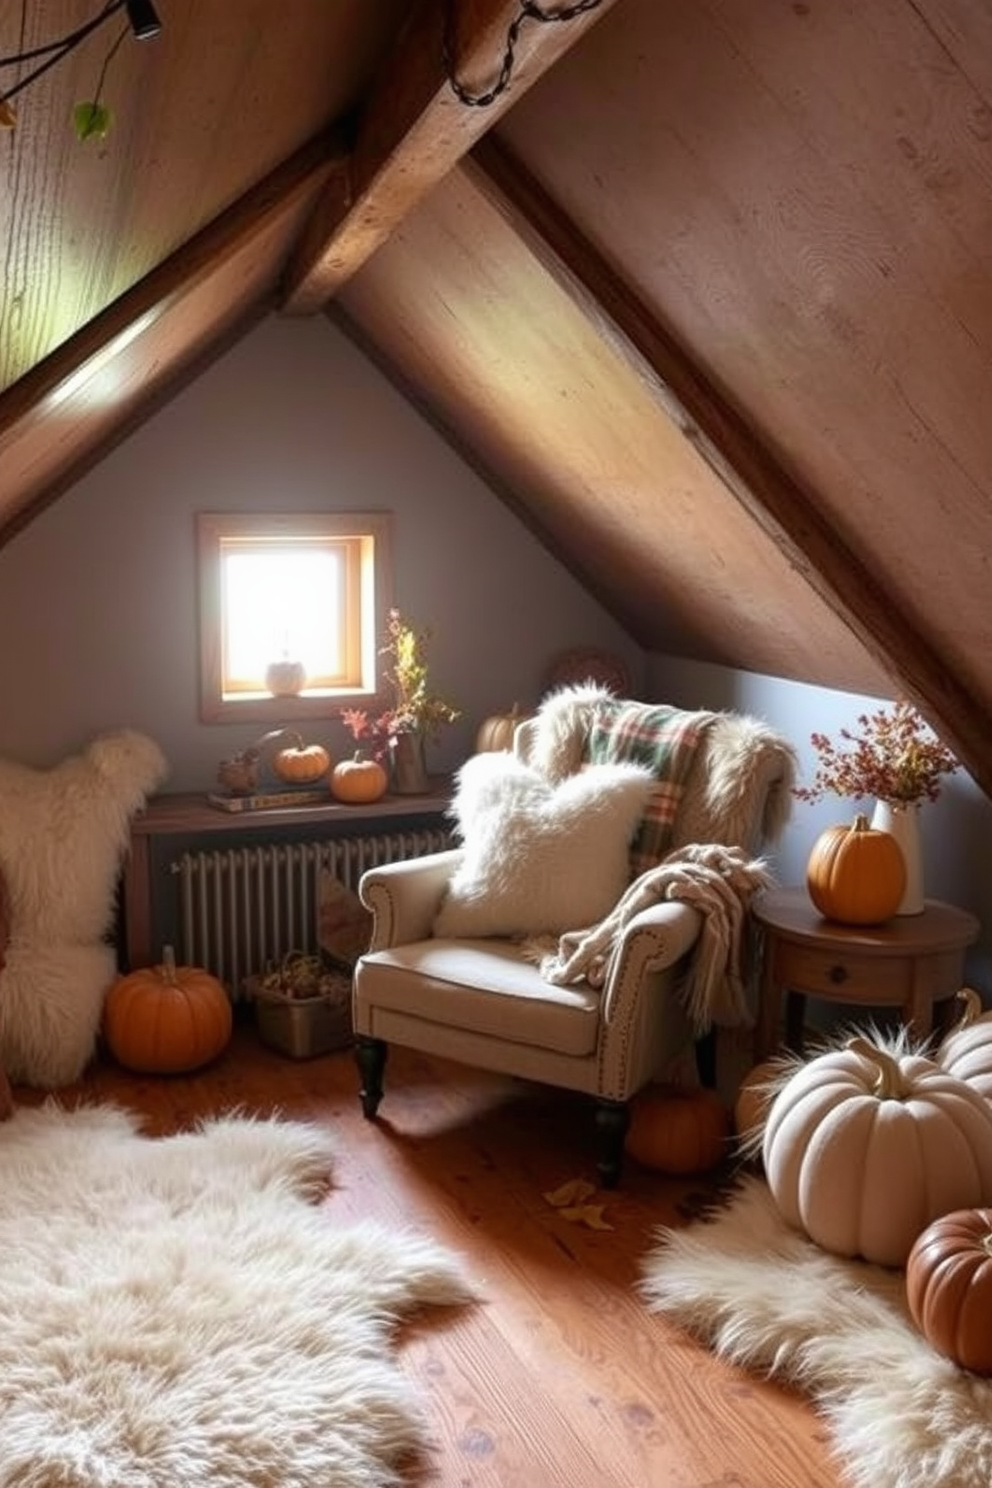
[433, 752, 654, 939]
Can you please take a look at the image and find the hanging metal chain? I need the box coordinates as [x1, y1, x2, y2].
[442, 0, 604, 109]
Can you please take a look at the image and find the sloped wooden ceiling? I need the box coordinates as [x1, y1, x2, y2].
[322, 0, 992, 793]
[0, 0, 616, 528]
[1, 0, 990, 796]
[0, 0, 408, 531]
[332, 159, 890, 696]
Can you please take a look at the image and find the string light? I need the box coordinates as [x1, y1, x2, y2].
[442, 0, 604, 109]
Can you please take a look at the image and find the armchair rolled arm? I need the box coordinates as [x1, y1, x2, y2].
[359, 849, 464, 951]
[588, 900, 705, 1100]
[600, 900, 704, 1028]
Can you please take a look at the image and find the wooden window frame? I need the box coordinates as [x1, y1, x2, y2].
[197, 511, 393, 725]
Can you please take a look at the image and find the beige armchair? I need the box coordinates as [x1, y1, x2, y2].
[353, 690, 796, 1186]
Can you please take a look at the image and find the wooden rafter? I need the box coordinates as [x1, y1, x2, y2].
[0, 133, 345, 543]
[279, 0, 621, 314]
[464, 133, 992, 798]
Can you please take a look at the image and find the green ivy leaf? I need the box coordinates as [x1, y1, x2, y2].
[73, 101, 112, 142]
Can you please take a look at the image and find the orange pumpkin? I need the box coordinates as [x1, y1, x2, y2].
[272, 734, 331, 784]
[906, 1208, 992, 1374]
[330, 754, 388, 804]
[104, 946, 232, 1074]
[733, 1059, 786, 1151]
[805, 813, 906, 924]
[625, 1084, 730, 1175]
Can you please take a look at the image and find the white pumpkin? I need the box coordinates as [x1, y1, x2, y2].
[474, 704, 528, 754]
[762, 1034, 992, 1267]
[937, 988, 992, 1100]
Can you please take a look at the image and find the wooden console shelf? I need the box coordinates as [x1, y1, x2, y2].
[123, 781, 452, 971]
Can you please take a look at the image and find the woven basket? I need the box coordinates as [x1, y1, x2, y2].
[246, 957, 353, 1059]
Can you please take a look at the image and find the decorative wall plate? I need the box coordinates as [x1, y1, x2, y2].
[543, 648, 631, 697]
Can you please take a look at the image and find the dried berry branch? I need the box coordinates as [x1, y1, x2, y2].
[794, 702, 958, 805]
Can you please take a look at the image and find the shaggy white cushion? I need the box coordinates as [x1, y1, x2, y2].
[433, 751, 654, 939]
[0, 730, 168, 1087]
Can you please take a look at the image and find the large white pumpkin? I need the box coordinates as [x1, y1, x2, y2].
[937, 988, 992, 1101]
[762, 1035, 992, 1267]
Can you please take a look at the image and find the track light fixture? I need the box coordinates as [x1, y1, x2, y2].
[125, 0, 162, 41]
[0, 0, 164, 133]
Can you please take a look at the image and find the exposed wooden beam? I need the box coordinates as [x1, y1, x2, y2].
[280, 0, 621, 314]
[0, 131, 345, 432]
[0, 132, 346, 543]
[465, 133, 992, 798]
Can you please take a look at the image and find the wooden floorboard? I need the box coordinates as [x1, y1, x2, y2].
[14, 1021, 839, 1487]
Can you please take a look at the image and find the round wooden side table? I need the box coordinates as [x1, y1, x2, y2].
[751, 887, 980, 1060]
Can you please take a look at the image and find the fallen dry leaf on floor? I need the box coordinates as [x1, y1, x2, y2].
[543, 1178, 614, 1229]
[543, 1177, 597, 1208]
[557, 1203, 614, 1230]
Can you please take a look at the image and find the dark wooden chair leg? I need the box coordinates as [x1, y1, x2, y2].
[595, 1098, 630, 1189]
[355, 1036, 387, 1119]
[695, 1026, 718, 1088]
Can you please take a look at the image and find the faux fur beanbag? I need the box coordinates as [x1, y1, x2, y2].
[0, 730, 168, 1087]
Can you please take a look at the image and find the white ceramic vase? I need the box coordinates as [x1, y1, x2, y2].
[870, 799, 925, 915]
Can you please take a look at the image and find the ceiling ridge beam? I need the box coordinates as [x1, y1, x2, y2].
[465, 132, 990, 796]
[279, 0, 621, 315]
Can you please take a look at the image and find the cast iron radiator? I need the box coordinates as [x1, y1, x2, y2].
[169, 828, 452, 995]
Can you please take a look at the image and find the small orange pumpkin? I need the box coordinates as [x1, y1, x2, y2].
[272, 733, 331, 784]
[906, 1208, 992, 1374]
[104, 946, 232, 1074]
[733, 1059, 786, 1152]
[625, 1084, 730, 1175]
[330, 754, 388, 804]
[805, 813, 906, 924]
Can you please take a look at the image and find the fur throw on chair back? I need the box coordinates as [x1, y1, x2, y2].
[519, 685, 796, 856]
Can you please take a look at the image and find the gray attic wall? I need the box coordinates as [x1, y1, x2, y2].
[651, 653, 992, 1004]
[0, 313, 643, 790]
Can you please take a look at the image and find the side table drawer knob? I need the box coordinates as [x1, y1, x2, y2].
[829, 964, 849, 985]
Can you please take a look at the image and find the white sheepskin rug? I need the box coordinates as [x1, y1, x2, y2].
[641, 1174, 992, 1488]
[0, 730, 169, 1086]
[0, 1102, 473, 1487]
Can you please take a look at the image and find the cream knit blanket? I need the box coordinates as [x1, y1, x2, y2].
[537, 844, 773, 1032]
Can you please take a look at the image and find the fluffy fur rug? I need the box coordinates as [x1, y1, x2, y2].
[642, 1174, 992, 1488]
[0, 1102, 472, 1487]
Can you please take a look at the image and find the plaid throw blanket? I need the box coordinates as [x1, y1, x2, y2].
[586, 701, 716, 876]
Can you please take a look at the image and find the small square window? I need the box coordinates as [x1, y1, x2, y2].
[197, 512, 393, 724]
